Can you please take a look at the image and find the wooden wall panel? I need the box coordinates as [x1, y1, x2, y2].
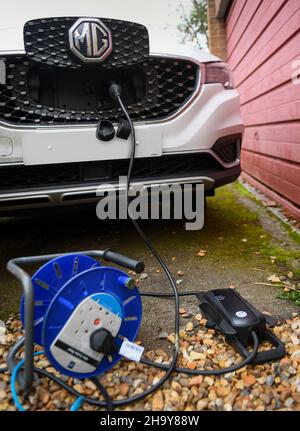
[225, 0, 300, 218]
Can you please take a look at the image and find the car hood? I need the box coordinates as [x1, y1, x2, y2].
[0, 6, 219, 63]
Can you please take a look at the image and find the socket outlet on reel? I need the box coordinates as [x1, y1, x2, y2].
[20, 254, 143, 378]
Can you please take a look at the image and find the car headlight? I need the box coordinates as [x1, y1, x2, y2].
[204, 62, 235, 90]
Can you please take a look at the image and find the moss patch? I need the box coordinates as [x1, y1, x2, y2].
[229, 182, 300, 306]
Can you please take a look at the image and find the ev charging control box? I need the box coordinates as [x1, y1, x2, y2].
[197, 289, 285, 364]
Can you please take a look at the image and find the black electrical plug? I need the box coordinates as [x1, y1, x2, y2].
[108, 82, 122, 101]
[90, 328, 117, 355]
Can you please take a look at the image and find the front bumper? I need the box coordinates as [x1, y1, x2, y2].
[0, 81, 243, 165]
[0, 51, 243, 213]
[0, 162, 241, 212]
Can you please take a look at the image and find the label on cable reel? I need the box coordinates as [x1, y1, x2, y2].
[119, 339, 144, 362]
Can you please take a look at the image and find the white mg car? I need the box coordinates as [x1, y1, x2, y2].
[0, 5, 243, 214]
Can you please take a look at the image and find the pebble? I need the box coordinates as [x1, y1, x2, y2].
[37, 387, 50, 405]
[216, 386, 230, 397]
[291, 350, 300, 358]
[1, 314, 300, 412]
[284, 397, 294, 408]
[158, 331, 168, 339]
[120, 383, 130, 396]
[197, 399, 209, 410]
[133, 379, 142, 388]
[243, 374, 256, 386]
[189, 351, 203, 361]
[235, 381, 244, 390]
[260, 393, 270, 405]
[85, 380, 97, 391]
[152, 391, 164, 411]
[215, 398, 224, 409]
[0, 390, 6, 401]
[266, 376, 275, 387]
[73, 384, 84, 394]
[185, 322, 193, 332]
[224, 403, 233, 411]
[179, 378, 190, 388]
[204, 377, 215, 386]
[189, 376, 203, 386]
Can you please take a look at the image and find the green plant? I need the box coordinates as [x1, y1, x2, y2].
[279, 290, 300, 306]
[177, 0, 208, 48]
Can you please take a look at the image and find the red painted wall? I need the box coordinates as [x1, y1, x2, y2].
[225, 0, 300, 219]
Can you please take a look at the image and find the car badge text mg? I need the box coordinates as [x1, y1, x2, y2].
[69, 18, 113, 63]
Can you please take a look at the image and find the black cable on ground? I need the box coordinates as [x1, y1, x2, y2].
[140, 290, 202, 297]
[91, 377, 113, 411]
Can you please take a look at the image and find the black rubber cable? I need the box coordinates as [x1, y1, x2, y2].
[91, 377, 113, 411]
[140, 290, 202, 297]
[115, 92, 180, 397]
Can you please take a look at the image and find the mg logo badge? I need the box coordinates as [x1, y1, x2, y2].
[68, 18, 112, 63]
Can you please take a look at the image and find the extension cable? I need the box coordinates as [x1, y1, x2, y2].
[8, 84, 260, 412]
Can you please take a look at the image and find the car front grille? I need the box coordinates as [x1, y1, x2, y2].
[0, 153, 221, 193]
[0, 55, 199, 126]
[23, 17, 150, 69]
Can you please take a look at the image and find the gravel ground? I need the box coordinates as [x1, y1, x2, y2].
[0, 184, 299, 411]
[1, 311, 300, 411]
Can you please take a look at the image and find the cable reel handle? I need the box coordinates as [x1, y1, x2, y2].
[102, 249, 145, 274]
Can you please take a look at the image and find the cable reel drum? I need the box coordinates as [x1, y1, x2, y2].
[20, 253, 143, 378]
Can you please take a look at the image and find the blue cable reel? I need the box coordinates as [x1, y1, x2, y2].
[20, 254, 142, 378]
[20, 254, 101, 346]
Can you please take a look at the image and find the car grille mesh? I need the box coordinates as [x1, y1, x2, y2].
[0, 56, 198, 125]
[23, 17, 150, 69]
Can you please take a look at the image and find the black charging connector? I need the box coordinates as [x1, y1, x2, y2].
[197, 289, 285, 364]
[108, 82, 122, 101]
[108, 82, 131, 140]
